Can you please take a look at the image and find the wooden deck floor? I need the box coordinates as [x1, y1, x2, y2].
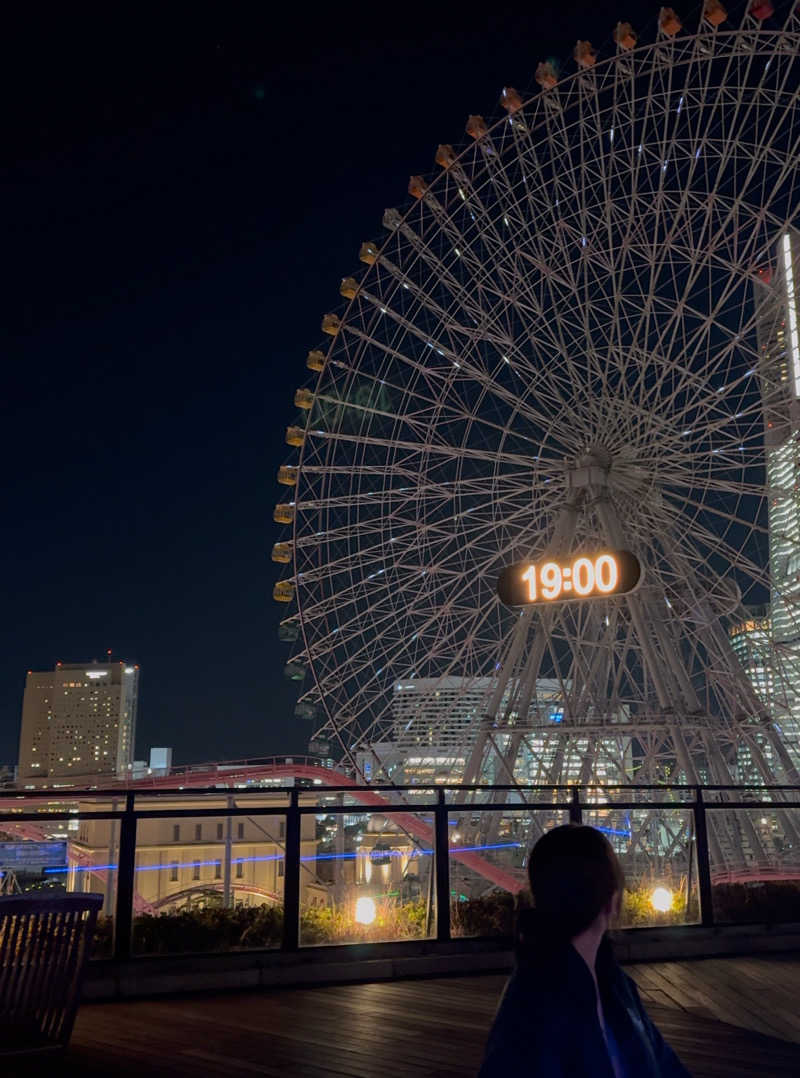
[12, 956, 800, 1077]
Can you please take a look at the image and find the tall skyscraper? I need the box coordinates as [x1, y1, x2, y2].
[729, 607, 773, 705]
[18, 661, 139, 783]
[729, 608, 776, 782]
[757, 229, 800, 766]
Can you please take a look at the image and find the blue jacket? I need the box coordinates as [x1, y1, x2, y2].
[478, 929, 691, 1077]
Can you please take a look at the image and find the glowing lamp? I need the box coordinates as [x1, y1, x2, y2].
[355, 896, 377, 925]
[650, 887, 673, 913]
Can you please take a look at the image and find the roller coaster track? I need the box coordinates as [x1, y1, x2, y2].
[127, 757, 526, 894]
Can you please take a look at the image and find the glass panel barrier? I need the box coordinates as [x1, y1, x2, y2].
[131, 807, 285, 954]
[583, 807, 700, 928]
[0, 794, 121, 958]
[450, 809, 568, 937]
[709, 807, 800, 924]
[444, 787, 573, 807]
[584, 786, 696, 806]
[298, 788, 438, 810]
[299, 809, 435, 946]
[702, 787, 795, 804]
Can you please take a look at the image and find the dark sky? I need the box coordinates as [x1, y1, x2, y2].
[3, 1, 632, 766]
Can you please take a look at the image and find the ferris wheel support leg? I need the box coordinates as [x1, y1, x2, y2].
[702, 732, 770, 872]
[667, 725, 725, 869]
[462, 496, 580, 786]
[579, 739, 599, 784]
[461, 613, 533, 785]
[649, 604, 703, 714]
[468, 616, 558, 851]
[544, 736, 568, 788]
[569, 608, 618, 728]
[592, 496, 673, 710]
[740, 733, 800, 856]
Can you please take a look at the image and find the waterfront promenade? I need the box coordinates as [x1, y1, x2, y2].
[43, 955, 800, 1077]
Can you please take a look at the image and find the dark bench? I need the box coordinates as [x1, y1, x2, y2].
[0, 892, 102, 1055]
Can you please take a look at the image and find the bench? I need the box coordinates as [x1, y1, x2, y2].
[0, 892, 102, 1055]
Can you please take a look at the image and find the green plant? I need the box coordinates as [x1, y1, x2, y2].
[712, 880, 800, 925]
[300, 899, 427, 944]
[451, 890, 519, 938]
[132, 904, 285, 954]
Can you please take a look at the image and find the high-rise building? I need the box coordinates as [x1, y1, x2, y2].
[757, 230, 800, 766]
[729, 607, 773, 705]
[357, 676, 630, 785]
[18, 661, 139, 784]
[729, 607, 777, 781]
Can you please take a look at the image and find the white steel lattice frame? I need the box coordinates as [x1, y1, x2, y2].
[276, 7, 800, 843]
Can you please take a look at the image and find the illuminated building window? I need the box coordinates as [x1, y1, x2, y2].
[170, 864, 178, 882]
[173, 824, 180, 842]
[236, 861, 244, 879]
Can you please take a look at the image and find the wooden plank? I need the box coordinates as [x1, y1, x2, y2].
[664, 959, 796, 1041]
[65, 962, 800, 1078]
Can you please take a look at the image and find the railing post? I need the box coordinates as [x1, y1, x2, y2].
[223, 794, 233, 909]
[693, 787, 715, 929]
[569, 786, 583, 825]
[434, 789, 451, 942]
[282, 788, 301, 952]
[113, 791, 137, 961]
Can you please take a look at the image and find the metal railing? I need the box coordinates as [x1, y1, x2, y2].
[2, 782, 800, 961]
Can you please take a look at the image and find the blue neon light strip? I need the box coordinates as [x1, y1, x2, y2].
[595, 826, 632, 839]
[44, 840, 524, 875]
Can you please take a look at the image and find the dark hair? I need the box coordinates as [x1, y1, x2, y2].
[526, 824, 624, 940]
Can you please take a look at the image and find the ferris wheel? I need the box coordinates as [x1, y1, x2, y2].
[274, 2, 800, 810]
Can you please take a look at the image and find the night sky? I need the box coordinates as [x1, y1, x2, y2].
[4, 1, 632, 766]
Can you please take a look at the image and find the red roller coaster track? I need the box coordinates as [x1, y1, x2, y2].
[126, 757, 526, 894]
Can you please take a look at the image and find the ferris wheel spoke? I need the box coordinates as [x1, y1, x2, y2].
[297, 499, 537, 628]
[324, 307, 580, 445]
[307, 583, 503, 710]
[647, 119, 800, 395]
[294, 486, 535, 585]
[384, 193, 582, 409]
[658, 514, 770, 592]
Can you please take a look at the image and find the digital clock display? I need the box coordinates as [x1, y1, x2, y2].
[497, 550, 642, 607]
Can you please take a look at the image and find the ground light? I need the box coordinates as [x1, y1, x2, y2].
[650, 886, 673, 913]
[355, 896, 377, 925]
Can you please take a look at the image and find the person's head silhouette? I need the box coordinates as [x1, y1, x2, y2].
[527, 823, 624, 942]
